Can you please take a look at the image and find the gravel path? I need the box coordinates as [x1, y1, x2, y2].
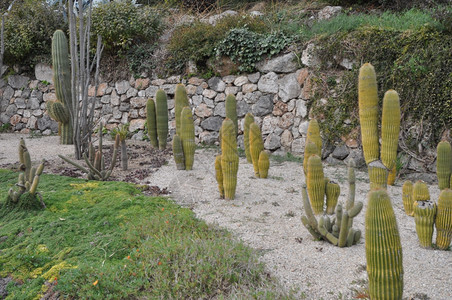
[1, 134, 451, 299]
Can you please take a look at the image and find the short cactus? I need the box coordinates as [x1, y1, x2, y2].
[175, 84, 190, 136]
[402, 180, 414, 216]
[214, 155, 224, 199]
[225, 94, 238, 137]
[436, 140, 451, 190]
[155, 89, 169, 150]
[306, 155, 325, 215]
[249, 122, 264, 177]
[414, 200, 437, 248]
[413, 180, 430, 202]
[243, 113, 255, 163]
[180, 107, 195, 170]
[365, 189, 404, 300]
[172, 134, 185, 170]
[146, 98, 158, 148]
[325, 181, 340, 215]
[258, 151, 270, 179]
[220, 119, 239, 200]
[435, 188, 452, 250]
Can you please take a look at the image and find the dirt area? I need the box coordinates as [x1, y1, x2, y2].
[0, 133, 451, 299]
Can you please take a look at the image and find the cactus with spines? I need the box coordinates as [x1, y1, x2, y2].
[435, 188, 452, 250]
[414, 200, 437, 248]
[436, 140, 451, 190]
[306, 155, 325, 214]
[365, 189, 404, 300]
[358, 63, 401, 190]
[402, 180, 414, 216]
[225, 94, 238, 137]
[387, 165, 396, 186]
[306, 119, 322, 157]
[175, 84, 190, 136]
[47, 30, 73, 145]
[301, 161, 363, 247]
[243, 113, 254, 163]
[220, 119, 239, 200]
[303, 141, 318, 175]
[413, 180, 430, 202]
[155, 89, 169, 149]
[325, 181, 340, 215]
[249, 122, 264, 177]
[59, 123, 119, 181]
[172, 134, 185, 170]
[5, 138, 46, 209]
[146, 98, 158, 148]
[258, 151, 270, 179]
[180, 107, 195, 170]
[215, 155, 224, 198]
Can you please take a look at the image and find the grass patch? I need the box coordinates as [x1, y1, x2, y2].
[271, 152, 303, 164]
[0, 169, 290, 299]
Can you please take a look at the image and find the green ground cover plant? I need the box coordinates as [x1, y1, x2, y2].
[0, 169, 289, 299]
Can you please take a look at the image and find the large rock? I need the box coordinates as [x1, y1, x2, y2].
[35, 63, 53, 84]
[199, 131, 219, 145]
[280, 130, 293, 149]
[252, 94, 273, 116]
[201, 116, 223, 131]
[261, 115, 278, 135]
[331, 144, 350, 160]
[214, 102, 226, 117]
[264, 133, 281, 150]
[291, 137, 305, 154]
[318, 6, 342, 20]
[301, 43, 320, 68]
[256, 52, 298, 73]
[278, 112, 294, 129]
[115, 80, 130, 95]
[2, 86, 14, 101]
[243, 91, 262, 104]
[37, 114, 58, 132]
[27, 97, 41, 110]
[195, 103, 212, 118]
[278, 73, 301, 102]
[129, 119, 146, 132]
[130, 97, 147, 108]
[8, 75, 29, 89]
[207, 77, 226, 92]
[236, 100, 249, 117]
[296, 100, 308, 118]
[257, 72, 278, 93]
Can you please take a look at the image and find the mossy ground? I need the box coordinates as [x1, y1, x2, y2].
[0, 169, 290, 299]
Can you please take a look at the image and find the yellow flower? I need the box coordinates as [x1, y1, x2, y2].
[93, 280, 98, 286]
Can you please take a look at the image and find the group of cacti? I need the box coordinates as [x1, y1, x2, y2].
[244, 113, 269, 179]
[59, 123, 119, 181]
[146, 89, 169, 150]
[171, 84, 195, 170]
[301, 161, 363, 247]
[5, 139, 46, 209]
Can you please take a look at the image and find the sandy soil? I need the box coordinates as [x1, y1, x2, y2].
[1, 133, 450, 299]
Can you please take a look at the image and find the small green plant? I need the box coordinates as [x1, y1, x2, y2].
[110, 124, 130, 171]
[0, 123, 12, 133]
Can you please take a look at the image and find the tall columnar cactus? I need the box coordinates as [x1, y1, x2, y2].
[180, 107, 195, 170]
[435, 188, 452, 250]
[306, 119, 322, 157]
[380, 90, 401, 170]
[225, 94, 238, 137]
[249, 122, 264, 177]
[366, 189, 404, 300]
[6, 138, 46, 209]
[172, 134, 185, 170]
[47, 30, 73, 145]
[306, 155, 325, 215]
[436, 140, 451, 190]
[155, 89, 169, 150]
[146, 98, 158, 148]
[414, 200, 437, 248]
[258, 151, 270, 179]
[303, 141, 318, 176]
[325, 181, 340, 215]
[215, 155, 224, 198]
[402, 180, 414, 216]
[175, 84, 190, 136]
[243, 113, 255, 163]
[220, 119, 239, 200]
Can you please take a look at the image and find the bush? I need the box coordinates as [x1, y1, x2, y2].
[91, 0, 163, 53]
[2, 0, 66, 66]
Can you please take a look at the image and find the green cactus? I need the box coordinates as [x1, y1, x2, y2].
[436, 141, 451, 190]
[306, 155, 325, 215]
[413, 180, 430, 202]
[368, 160, 389, 190]
[435, 188, 452, 250]
[215, 155, 224, 199]
[155, 89, 169, 150]
[303, 141, 318, 176]
[380, 90, 401, 170]
[5, 138, 46, 210]
[414, 200, 437, 248]
[306, 119, 322, 157]
[146, 98, 158, 148]
[258, 151, 270, 179]
[387, 165, 397, 186]
[358, 63, 379, 164]
[225, 94, 238, 137]
[175, 84, 190, 136]
[243, 113, 255, 163]
[180, 107, 195, 170]
[172, 134, 185, 170]
[48, 30, 74, 145]
[365, 189, 404, 300]
[325, 181, 340, 215]
[221, 119, 239, 200]
[402, 180, 414, 216]
[249, 122, 264, 177]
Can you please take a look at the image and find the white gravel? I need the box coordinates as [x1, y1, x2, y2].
[1, 134, 451, 299]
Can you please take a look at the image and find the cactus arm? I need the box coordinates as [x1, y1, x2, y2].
[303, 141, 318, 175]
[29, 175, 40, 195]
[338, 211, 350, 247]
[243, 113, 254, 163]
[108, 134, 120, 172]
[402, 180, 414, 216]
[215, 155, 224, 198]
[301, 216, 322, 240]
[146, 98, 158, 148]
[155, 89, 169, 149]
[306, 119, 322, 157]
[348, 202, 363, 218]
[84, 154, 103, 179]
[380, 90, 401, 170]
[318, 217, 338, 245]
[58, 154, 90, 174]
[175, 84, 190, 136]
[225, 94, 238, 136]
[301, 184, 318, 230]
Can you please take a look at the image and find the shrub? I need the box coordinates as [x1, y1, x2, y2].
[91, 0, 163, 53]
[2, 0, 66, 66]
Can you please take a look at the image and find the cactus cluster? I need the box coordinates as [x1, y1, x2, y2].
[358, 63, 401, 190]
[47, 30, 74, 145]
[301, 161, 363, 247]
[248, 121, 269, 178]
[215, 118, 239, 199]
[59, 123, 119, 181]
[146, 89, 169, 150]
[5, 139, 46, 209]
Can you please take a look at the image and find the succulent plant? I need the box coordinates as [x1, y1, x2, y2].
[180, 107, 195, 170]
[225, 94, 238, 137]
[249, 122, 264, 178]
[435, 188, 452, 250]
[258, 151, 269, 179]
[146, 98, 158, 148]
[402, 180, 414, 216]
[306, 119, 322, 157]
[220, 119, 239, 200]
[306, 155, 325, 215]
[215, 155, 224, 199]
[172, 134, 185, 170]
[325, 181, 340, 215]
[175, 84, 190, 136]
[155, 89, 169, 150]
[414, 199, 437, 248]
[436, 140, 451, 190]
[303, 141, 318, 176]
[243, 113, 254, 164]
